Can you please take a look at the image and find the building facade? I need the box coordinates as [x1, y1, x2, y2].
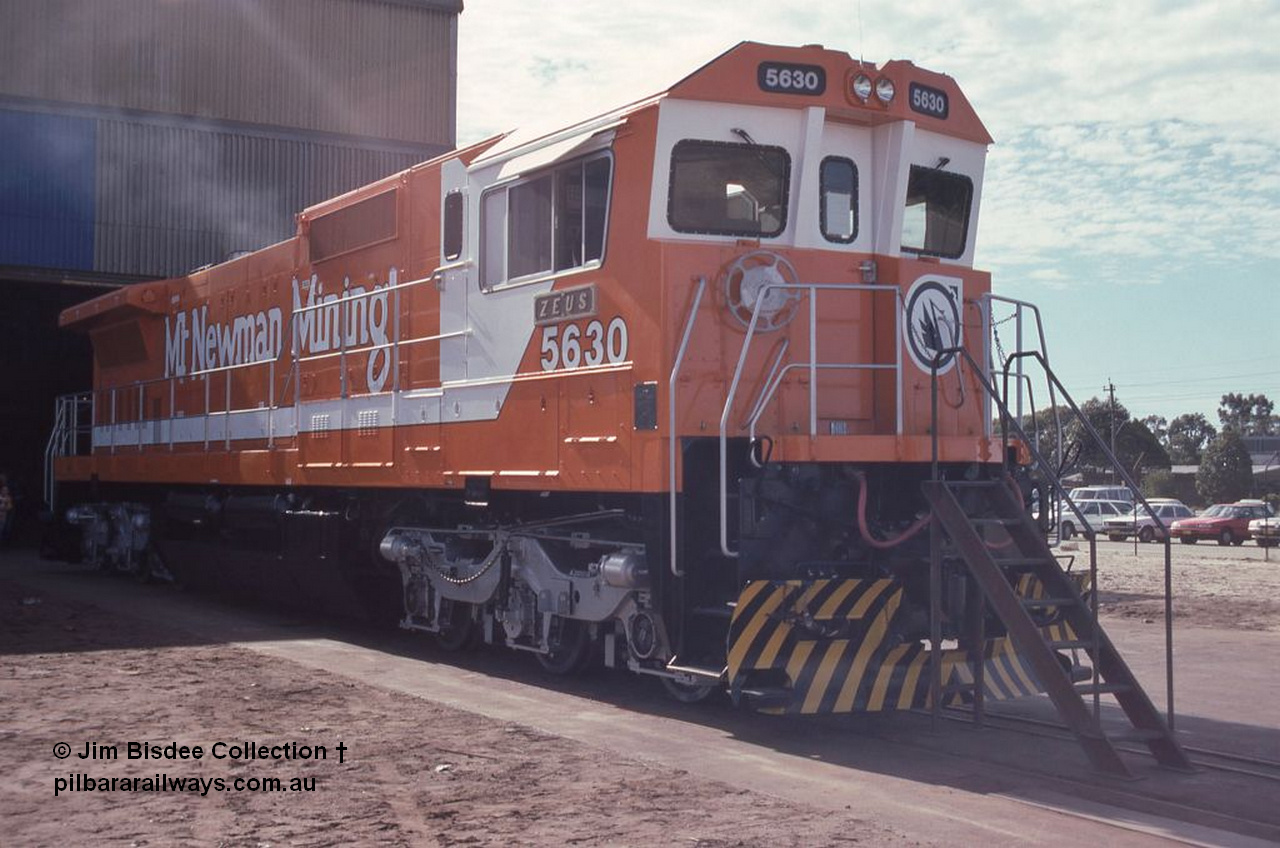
[0, 0, 462, 526]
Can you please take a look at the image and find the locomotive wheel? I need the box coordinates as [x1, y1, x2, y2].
[536, 618, 592, 675]
[661, 676, 718, 704]
[435, 600, 479, 651]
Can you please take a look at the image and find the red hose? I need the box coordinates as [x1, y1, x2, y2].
[851, 471, 932, 549]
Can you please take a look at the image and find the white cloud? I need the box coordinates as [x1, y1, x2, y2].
[456, 1, 1279, 297]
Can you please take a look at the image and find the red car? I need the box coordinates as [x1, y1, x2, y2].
[1170, 501, 1274, 546]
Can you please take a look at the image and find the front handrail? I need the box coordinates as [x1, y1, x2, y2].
[719, 281, 903, 558]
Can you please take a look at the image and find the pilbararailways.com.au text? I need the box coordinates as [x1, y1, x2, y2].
[55, 772, 319, 797]
[50, 739, 348, 797]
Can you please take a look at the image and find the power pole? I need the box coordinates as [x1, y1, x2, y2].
[1106, 380, 1117, 482]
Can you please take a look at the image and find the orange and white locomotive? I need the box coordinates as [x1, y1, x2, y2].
[51, 42, 1068, 712]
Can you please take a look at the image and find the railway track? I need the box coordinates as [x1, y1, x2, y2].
[838, 706, 1280, 845]
[934, 707, 1280, 783]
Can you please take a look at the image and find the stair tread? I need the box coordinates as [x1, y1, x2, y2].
[1111, 729, 1168, 743]
[1075, 682, 1132, 694]
[1022, 597, 1080, 608]
[1049, 639, 1095, 649]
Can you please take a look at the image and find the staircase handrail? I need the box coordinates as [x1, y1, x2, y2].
[932, 343, 1179, 732]
[998, 349, 1170, 539]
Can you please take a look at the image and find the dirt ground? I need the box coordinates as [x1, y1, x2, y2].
[1087, 540, 1280, 632]
[1, 573, 917, 848]
[2, 540, 1276, 847]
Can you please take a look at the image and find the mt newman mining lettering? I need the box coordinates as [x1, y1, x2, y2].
[163, 267, 397, 393]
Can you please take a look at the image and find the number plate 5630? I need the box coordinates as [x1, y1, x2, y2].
[540, 318, 629, 371]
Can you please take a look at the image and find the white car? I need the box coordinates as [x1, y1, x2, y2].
[1250, 515, 1280, 548]
[1103, 499, 1195, 543]
[1059, 499, 1133, 540]
[1067, 485, 1135, 505]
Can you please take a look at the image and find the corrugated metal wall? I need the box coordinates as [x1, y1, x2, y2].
[0, 0, 458, 277]
[93, 117, 426, 276]
[0, 0, 458, 146]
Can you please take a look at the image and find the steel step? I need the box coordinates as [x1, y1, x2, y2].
[1074, 682, 1132, 696]
[1022, 597, 1079, 609]
[740, 686, 792, 708]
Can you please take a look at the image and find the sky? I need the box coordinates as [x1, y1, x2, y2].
[454, 1, 1279, 426]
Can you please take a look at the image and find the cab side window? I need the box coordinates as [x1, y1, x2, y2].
[442, 191, 464, 262]
[480, 153, 612, 290]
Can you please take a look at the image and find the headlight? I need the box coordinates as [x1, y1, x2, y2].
[852, 73, 872, 101]
[875, 77, 896, 104]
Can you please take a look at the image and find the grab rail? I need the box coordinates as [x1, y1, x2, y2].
[44, 391, 93, 511]
[929, 344, 1179, 732]
[719, 282, 903, 558]
[72, 265, 464, 454]
[667, 277, 708, 578]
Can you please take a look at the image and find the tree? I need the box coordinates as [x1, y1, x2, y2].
[1196, 431, 1254, 504]
[1013, 396, 1169, 478]
[1068, 396, 1170, 474]
[1117, 419, 1172, 473]
[1142, 415, 1168, 445]
[1166, 413, 1217, 465]
[1218, 392, 1277, 436]
[1141, 468, 1177, 499]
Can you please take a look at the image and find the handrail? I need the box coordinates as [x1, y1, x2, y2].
[929, 343, 1178, 732]
[79, 269, 453, 450]
[982, 294, 1064, 471]
[719, 281, 903, 558]
[668, 277, 707, 578]
[45, 391, 93, 511]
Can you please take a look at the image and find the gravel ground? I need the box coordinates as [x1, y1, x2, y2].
[2, 540, 1275, 847]
[1086, 539, 1280, 631]
[1, 572, 917, 848]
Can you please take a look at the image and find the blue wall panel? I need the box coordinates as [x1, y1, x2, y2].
[0, 109, 95, 270]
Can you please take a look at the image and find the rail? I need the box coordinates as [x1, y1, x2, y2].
[60, 265, 467, 458]
[929, 344, 1179, 732]
[667, 277, 707, 578]
[719, 282, 903, 558]
[981, 293, 1064, 468]
[44, 391, 93, 511]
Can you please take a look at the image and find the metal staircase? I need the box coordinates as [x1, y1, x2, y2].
[925, 299, 1191, 776]
[923, 478, 1192, 777]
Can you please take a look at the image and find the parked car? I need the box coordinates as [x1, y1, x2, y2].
[1059, 499, 1133, 540]
[1248, 515, 1280, 548]
[1067, 486, 1135, 504]
[1170, 501, 1275, 546]
[1103, 499, 1195, 543]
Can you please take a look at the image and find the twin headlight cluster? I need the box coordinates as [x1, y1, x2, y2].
[851, 73, 895, 105]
